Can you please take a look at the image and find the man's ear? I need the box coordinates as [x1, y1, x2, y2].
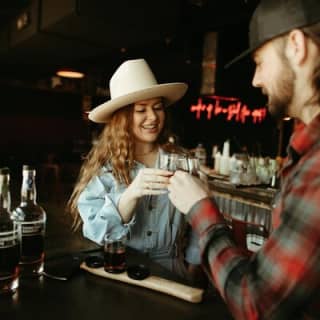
[285, 29, 308, 66]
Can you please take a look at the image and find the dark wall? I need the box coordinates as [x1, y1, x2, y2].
[168, 22, 282, 158]
[0, 85, 90, 172]
[1, 17, 289, 167]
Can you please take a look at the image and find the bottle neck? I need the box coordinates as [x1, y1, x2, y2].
[0, 174, 11, 214]
[21, 171, 37, 204]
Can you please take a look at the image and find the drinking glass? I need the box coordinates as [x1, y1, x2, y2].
[159, 152, 205, 180]
[104, 233, 127, 274]
[159, 153, 191, 172]
[187, 157, 200, 177]
[245, 208, 270, 253]
[175, 155, 190, 172]
[159, 153, 179, 172]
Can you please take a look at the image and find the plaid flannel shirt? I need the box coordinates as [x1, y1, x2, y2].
[188, 113, 320, 319]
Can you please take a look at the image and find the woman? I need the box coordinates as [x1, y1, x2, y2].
[68, 59, 201, 280]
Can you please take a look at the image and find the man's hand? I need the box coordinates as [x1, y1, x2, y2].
[168, 171, 210, 214]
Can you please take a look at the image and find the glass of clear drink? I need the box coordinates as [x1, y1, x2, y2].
[159, 153, 191, 173]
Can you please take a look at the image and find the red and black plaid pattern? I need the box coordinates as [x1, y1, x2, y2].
[187, 114, 320, 319]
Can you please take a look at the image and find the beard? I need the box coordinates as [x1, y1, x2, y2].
[266, 60, 295, 120]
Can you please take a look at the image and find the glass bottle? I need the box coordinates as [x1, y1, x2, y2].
[12, 165, 46, 277]
[0, 167, 20, 294]
[195, 143, 207, 166]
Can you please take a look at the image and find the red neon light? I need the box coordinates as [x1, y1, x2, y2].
[206, 95, 239, 102]
[190, 97, 267, 124]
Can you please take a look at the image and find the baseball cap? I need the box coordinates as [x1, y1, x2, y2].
[225, 0, 320, 68]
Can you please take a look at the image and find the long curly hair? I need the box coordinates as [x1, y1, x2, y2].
[67, 103, 186, 229]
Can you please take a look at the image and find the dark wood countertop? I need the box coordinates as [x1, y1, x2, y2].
[1, 187, 233, 320]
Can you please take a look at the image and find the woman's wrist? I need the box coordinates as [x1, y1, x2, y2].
[118, 187, 139, 223]
[125, 183, 140, 201]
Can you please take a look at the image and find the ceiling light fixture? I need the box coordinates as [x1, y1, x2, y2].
[56, 68, 85, 79]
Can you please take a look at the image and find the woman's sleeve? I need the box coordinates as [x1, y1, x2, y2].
[77, 172, 134, 245]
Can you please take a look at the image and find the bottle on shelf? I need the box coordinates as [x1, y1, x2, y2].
[214, 151, 221, 173]
[220, 140, 230, 176]
[211, 145, 218, 169]
[12, 165, 46, 277]
[195, 143, 207, 166]
[0, 167, 20, 295]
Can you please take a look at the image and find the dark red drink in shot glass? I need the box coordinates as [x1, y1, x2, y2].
[104, 235, 126, 273]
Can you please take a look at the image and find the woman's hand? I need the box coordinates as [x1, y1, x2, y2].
[128, 168, 173, 199]
[118, 168, 172, 223]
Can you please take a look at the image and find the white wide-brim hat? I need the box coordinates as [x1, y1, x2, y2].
[88, 59, 188, 123]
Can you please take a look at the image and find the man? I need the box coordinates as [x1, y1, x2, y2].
[168, 0, 320, 319]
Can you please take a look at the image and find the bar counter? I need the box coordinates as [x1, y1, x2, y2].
[202, 163, 277, 214]
[202, 168, 278, 252]
[1, 191, 233, 320]
[1, 251, 232, 320]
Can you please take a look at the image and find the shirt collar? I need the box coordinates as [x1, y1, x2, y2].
[290, 113, 320, 157]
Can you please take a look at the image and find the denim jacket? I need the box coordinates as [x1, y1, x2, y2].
[77, 149, 201, 272]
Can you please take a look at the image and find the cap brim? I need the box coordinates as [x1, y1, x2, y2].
[88, 83, 188, 123]
[224, 47, 253, 69]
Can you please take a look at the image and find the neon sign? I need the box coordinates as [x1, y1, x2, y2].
[190, 96, 267, 124]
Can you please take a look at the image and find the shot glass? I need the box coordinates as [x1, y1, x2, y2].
[104, 234, 127, 274]
[159, 153, 190, 173]
[187, 157, 200, 176]
[159, 153, 178, 172]
[175, 155, 190, 172]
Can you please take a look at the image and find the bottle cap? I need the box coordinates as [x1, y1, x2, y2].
[0, 167, 10, 175]
[23, 165, 35, 171]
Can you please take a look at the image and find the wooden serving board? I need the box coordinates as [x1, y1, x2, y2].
[80, 262, 204, 303]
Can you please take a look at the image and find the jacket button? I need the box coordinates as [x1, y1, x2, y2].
[147, 231, 152, 236]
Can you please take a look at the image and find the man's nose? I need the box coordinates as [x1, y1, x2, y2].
[252, 69, 261, 88]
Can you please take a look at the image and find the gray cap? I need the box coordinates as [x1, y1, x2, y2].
[225, 0, 320, 68]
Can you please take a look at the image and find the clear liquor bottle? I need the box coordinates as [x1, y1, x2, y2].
[0, 167, 19, 294]
[195, 143, 207, 166]
[12, 165, 46, 277]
